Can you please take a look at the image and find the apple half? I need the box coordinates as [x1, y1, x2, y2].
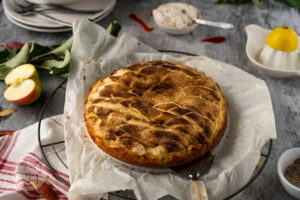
[4, 64, 42, 105]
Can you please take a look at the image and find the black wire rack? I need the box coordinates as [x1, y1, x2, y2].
[37, 50, 273, 200]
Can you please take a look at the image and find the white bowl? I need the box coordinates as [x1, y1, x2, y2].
[277, 148, 300, 199]
[245, 24, 300, 78]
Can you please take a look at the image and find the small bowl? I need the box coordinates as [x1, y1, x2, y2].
[245, 24, 300, 78]
[277, 148, 300, 200]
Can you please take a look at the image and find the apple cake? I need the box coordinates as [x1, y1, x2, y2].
[84, 60, 227, 168]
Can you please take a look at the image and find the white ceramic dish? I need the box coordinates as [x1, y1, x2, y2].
[245, 24, 300, 78]
[4, 5, 114, 33]
[3, 0, 116, 29]
[277, 148, 300, 200]
[5, 11, 72, 32]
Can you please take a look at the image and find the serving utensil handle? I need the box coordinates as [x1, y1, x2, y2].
[193, 18, 234, 30]
[190, 180, 209, 200]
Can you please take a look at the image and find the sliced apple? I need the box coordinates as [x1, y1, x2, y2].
[29, 180, 58, 200]
[5, 64, 40, 85]
[0, 108, 15, 117]
[4, 64, 42, 105]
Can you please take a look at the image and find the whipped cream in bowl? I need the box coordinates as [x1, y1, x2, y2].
[153, 2, 200, 35]
[153, 2, 234, 35]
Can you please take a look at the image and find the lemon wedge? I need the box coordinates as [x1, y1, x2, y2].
[266, 26, 298, 52]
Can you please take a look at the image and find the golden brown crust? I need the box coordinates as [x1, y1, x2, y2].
[84, 60, 227, 168]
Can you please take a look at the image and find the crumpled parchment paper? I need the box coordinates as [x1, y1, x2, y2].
[63, 19, 277, 200]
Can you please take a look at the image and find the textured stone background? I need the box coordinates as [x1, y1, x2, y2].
[0, 0, 299, 199]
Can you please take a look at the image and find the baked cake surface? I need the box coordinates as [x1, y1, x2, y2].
[84, 60, 227, 168]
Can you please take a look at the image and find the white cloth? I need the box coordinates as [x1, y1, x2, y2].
[0, 115, 69, 200]
[64, 19, 277, 200]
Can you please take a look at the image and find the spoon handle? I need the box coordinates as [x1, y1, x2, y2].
[193, 18, 234, 30]
[190, 180, 209, 200]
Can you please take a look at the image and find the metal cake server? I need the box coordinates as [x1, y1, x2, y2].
[171, 153, 214, 200]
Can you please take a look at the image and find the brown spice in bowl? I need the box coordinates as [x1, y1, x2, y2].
[284, 158, 300, 188]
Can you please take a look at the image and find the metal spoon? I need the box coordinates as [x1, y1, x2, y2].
[7, 0, 106, 27]
[193, 18, 234, 30]
[13, 0, 102, 14]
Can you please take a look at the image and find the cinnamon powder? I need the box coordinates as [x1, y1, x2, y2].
[284, 158, 300, 188]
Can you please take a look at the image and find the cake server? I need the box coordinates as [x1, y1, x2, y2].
[171, 152, 214, 200]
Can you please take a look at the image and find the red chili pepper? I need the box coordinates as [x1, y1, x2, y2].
[2, 43, 12, 50]
[201, 36, 226, 44]
[150, 10, 153, 17]
[0, 130, 15, 135]
[11, 42, 24, 49]
[1, 42, 24, 50]
[128, 13, 153, 32]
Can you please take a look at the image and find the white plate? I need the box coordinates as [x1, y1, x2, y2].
[5, 11, 73, 32]
[3, 0, 116, 29]
[245, 24, 300, 78]
[5, 7, 114, 33]
[3, 0, 115, 32]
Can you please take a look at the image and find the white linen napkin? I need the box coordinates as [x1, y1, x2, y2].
[0, 115, 69, 200]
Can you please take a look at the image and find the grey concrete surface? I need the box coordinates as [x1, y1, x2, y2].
[0, 0, 299, 199]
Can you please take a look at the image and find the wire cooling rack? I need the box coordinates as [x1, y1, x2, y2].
[37, 50, 273, 200]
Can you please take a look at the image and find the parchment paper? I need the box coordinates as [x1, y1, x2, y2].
[63, 19, 277, 200]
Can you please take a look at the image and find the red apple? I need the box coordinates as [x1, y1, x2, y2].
[4, 64, 42, 105]
[29, 180, 58, 200]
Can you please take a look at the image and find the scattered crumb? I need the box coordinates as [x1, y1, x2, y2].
[83, 75, 86, 80]
[226, 135, 230, 139]
[257, 161, 262, 168]
[138, 42, 141, 46]
[67, 115, 70, 119]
